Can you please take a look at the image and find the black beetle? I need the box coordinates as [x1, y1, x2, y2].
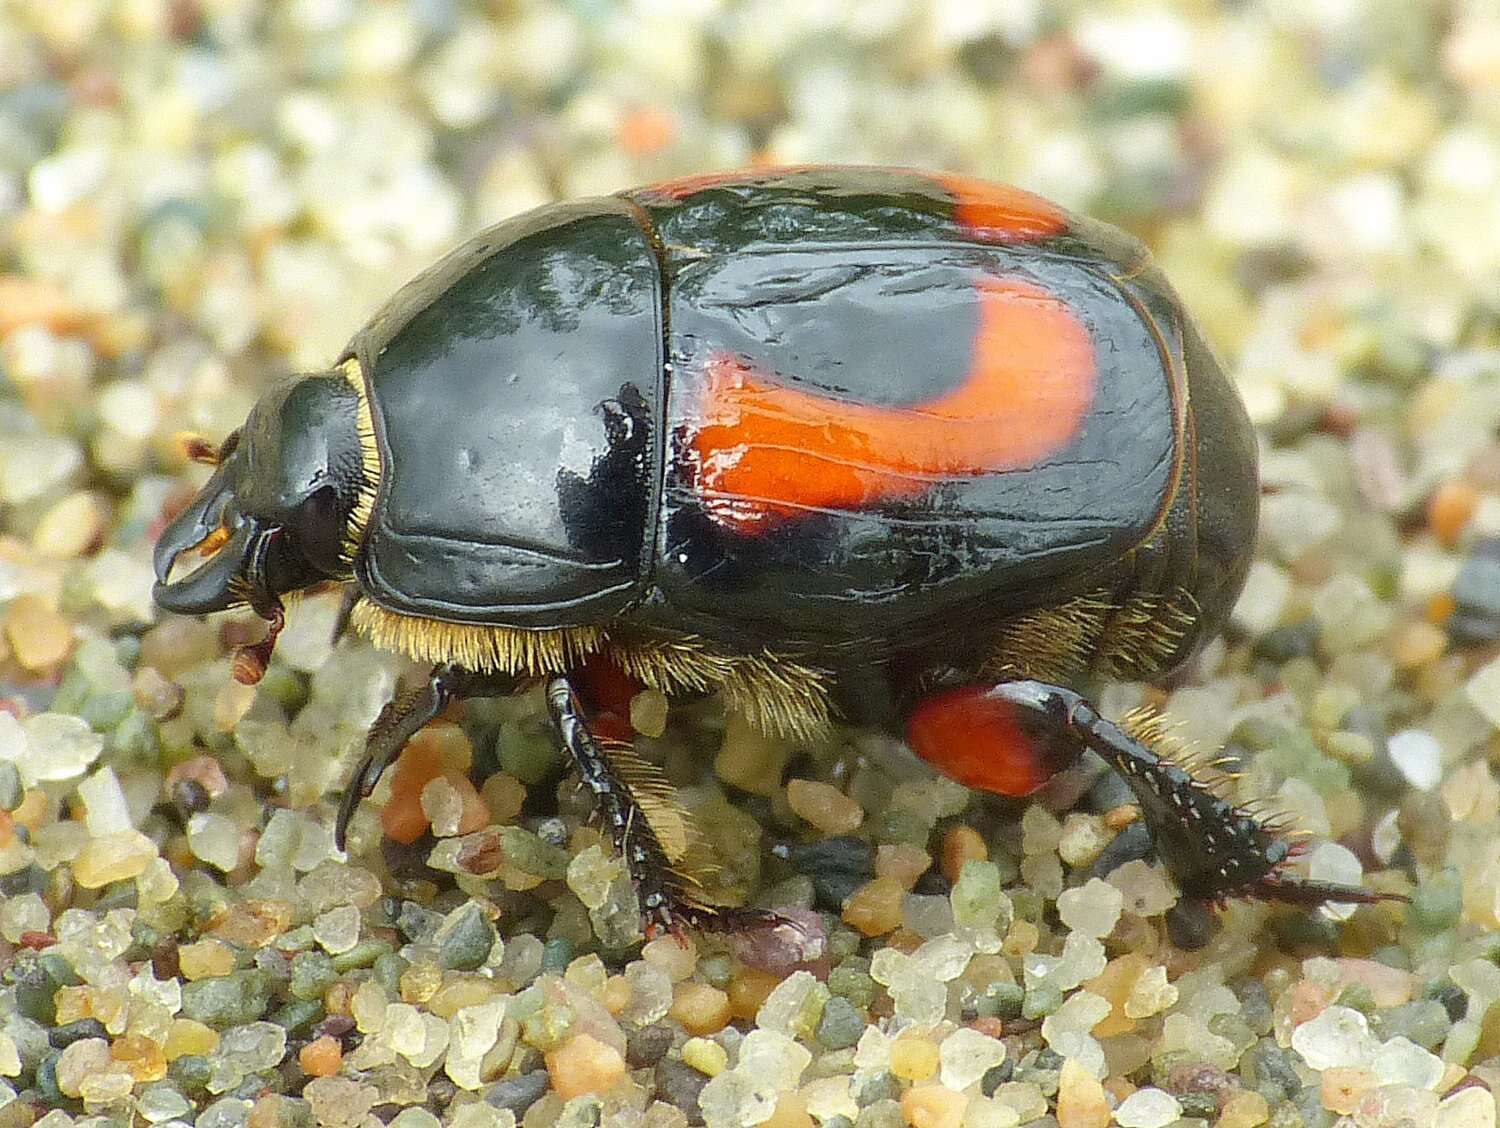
[154, 166, 1392, 932]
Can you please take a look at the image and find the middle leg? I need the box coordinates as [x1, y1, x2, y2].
[546, 675, 786, 937]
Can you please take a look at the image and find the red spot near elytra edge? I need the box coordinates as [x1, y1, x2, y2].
[637, 168, 1069, 244]
[937, 172, 1069, 242]
[636, 164, 816, 203]
[573, 653, 643, 743]
[686, 276, 1096, 532]
[575, 653, 645, 721]
[905, 685, 1080, 797]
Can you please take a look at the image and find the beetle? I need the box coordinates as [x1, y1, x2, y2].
[153, 165, 1392, 933]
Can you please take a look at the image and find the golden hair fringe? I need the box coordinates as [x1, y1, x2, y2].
[595, 737, 695, 865]
[351, 601, 833, 741]
[984, 586, 1199, 683]
[339, 358, 381, 567]
[1097, 589, 1198, 679]
[608, 636, 833, 741]
[982, 590, 1117, 682]
[350, 598, 605, 675]
[595, 736, 750, 915]
[720, 652, 834, 742]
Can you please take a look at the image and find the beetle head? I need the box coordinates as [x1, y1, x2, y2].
[153, 372, 367, 623]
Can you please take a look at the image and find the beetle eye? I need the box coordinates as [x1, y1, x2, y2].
[288, 485, 345, 574]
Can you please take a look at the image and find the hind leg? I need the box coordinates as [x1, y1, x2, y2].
[905, 678, 1394, 906]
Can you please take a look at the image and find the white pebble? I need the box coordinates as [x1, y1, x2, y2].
[445, 999, 505, 1091]
[1291, 1005, 1378, 1070]
[699, 1071, 775, 1128]
[1231, 560, 1291, 636]
[1387, 729, 1442, 790]
[737, 1029, 811, 1092]
[1057, 878, 1124, 938]
[1124, 965, 1178, 1019]
[1050, 933, 1107, 991]
[1043, 995, 1113, 1076]
[20, 713, 103, 785]
[1306, 842, 1366, 921]
[0, 893, 49, 943]
[1437, 1086, 1496, 1128]
[1311, 575, 1392, 652]
[77, 766, 133, 835]
[137, 1082, 193, 1122]
[1466, 656, 1500, 729]
[911, 933, 974, 982]
[1371, 1036, 1444, 1091]
[938, 1027, 1006, 1091]
[1114, 1087, 1183, 1128]
[1370, 808, 1403, 864]
[388, 1109, 441, 1128]
[1107, 860, 1178, 916]
[218, 1022, 287, 1072]
[313, 904, 362, 955]
[186, 812, 242, 872]
[755, 970, 824, 1037]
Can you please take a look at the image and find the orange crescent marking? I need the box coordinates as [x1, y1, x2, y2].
[686, 276, 1097, 532]
[937, 172, 1070, 242]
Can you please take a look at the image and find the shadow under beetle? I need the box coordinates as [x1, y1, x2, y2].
[154, 166, 1396, 934]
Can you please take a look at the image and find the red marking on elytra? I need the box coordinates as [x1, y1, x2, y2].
[638, 167, 1069, 243]
[905, 685, 1080, 797]
[637, 164, 816, 203]
[686, 276, 1096, 532]
[937, 172, 1069, 242]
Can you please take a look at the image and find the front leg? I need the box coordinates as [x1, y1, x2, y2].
[906, 678, 1399, 907]
[336, 664, 514, 850]
[546, 675, 781, 938]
